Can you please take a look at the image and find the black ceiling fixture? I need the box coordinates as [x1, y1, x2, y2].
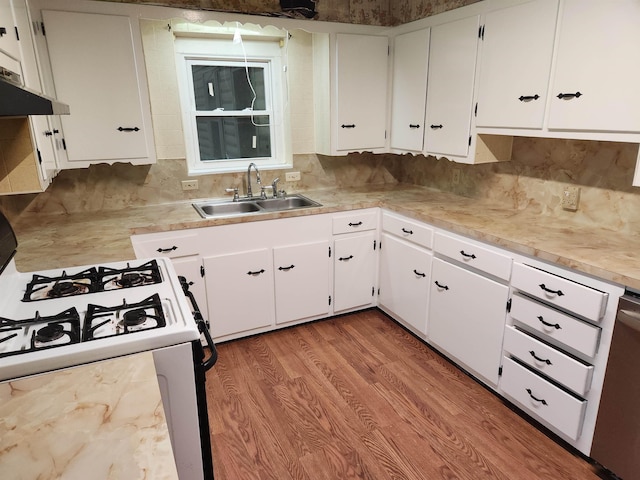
[280, 0, 317, 19]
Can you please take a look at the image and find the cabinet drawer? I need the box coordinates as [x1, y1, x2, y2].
[131, 232, 200, 259]
[511, 263, 608, 321]
[333, 210, 378, 234]
[500, 356, 587, 441]
[433, 232, 512, 280]
[381, 211, 433, 249]
[503, 326, 594, 396]
[510, 293, 600, 358]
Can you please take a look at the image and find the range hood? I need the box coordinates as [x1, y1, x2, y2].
[0, 66, 69, 116]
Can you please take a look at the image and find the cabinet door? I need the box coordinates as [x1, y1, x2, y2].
[378, 233, 431, 336]
[334, 231, 376, 313]
[335, 34, 388, 152]
[273, 240, 330, 324]
[42, 10, 150, 163]
[547, 0, 640, 133]
[390, 28, 430, 152]
[0, 1, 20, 60]
[424, 15, 479, 158]
[203, 248, 274, 338]
[475, 0, 559, 129]
[428, 258, 508, 387]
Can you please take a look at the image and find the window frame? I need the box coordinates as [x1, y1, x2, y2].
[174, 36, 292, 175]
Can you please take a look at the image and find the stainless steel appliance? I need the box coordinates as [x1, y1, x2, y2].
[591, 290, 640, 480]
[0, 210, 215, 479]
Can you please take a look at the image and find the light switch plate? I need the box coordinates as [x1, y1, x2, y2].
[181, 180, 199, 191]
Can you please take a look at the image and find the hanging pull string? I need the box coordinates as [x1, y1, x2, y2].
[235, 24, 269, 127]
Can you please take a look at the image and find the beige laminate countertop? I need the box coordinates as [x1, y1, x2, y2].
[0, 352, 179, 480]
[11, 184, 640, 290]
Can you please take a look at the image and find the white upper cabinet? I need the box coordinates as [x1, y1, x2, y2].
[475, 0, 559, 129]
[0, 1, 20, 60]
[42, 10, 155, 167]
[315, 33, 388, 155]
[390, 28, 430, 153]
[423, 15, 480, 159]
[547, 0, 640, 133]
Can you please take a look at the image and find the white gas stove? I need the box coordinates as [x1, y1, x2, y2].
[0, 256, 200, 382]
[0, 210, 214, 479]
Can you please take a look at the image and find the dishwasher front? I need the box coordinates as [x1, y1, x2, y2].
[591, 291, 640, 480]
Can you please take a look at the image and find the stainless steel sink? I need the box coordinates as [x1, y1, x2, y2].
[193, 194, 321, 219]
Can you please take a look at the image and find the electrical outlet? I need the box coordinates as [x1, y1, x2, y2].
[181, 180, 199, 191]
[452, 168, 461, 185]
[285, 171, 301, 182]
[562, 186, 580, 211]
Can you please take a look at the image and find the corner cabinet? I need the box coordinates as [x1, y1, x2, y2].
[475, 0, 559, 129]
[390, 28, 430, 153]
[41, 9, 156, 167]
[314, 33, 389, 156]
[428, 232, 512, 387]
[547, 0, 640, 133]
[423, 15, 479, 160]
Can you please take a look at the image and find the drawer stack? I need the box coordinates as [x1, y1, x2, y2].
[500, 263, 608, 442]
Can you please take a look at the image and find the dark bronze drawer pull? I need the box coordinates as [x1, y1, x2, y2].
[526, 388, 548, 406]
[247, 269, 265, 276]
[348, 221, 363, 227]
[460, 250, 476, 259]
[278, 265, 295, 271]
[537, 315, 561, 330]
[434, 280, 448, 290]
[539, 284, 564, 296]
[529, 350, 552, 365]
[157, 246, 178, 253]
[401, 228, 413, 235]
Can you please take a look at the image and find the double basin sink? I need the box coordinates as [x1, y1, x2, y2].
[193, 194, 322, 219]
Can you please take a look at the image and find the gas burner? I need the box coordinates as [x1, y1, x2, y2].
[0, 308, 81, 357]
[35, 323, 65, 343]
[83, 294, 166, 341]
[99, 260, 162, 291]
[23, 268, 99, 302]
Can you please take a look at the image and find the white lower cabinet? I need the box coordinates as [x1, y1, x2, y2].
[333, 231, 377, 313]
[428, 257, 509, 387]
[203, 248, 275, 338]
[273, 240, 330, 325]
[378, 233, 432, 336]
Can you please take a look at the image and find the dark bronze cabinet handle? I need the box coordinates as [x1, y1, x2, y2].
[278, 265, 295, 271]
[401, 228, 413, 235]
[537, 315, 561, 330]
[339, 255, 354, 261]
[341, 124, 356, 128]
[518, 95, 540, 102]
[529, 350, 552, 365]
[414, 269, 426, 277]
[556, 92, 582, 100]
[348, 221, 363, 227]
[539, 284, 564, 296]
[526, 388, 548, 406]
[157, 246, 178, 253]
[247, 269, 265, 275]
[460, 250, 476, 259]
[118, 126, 140, 132]
[430, 124, 443, 129]
[434, 280, 448, 290]
[409, 124, 421, 129]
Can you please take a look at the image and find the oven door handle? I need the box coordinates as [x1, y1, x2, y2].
[197, 317, 218, 371]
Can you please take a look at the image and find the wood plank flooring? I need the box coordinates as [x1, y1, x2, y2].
[205, 309, 611, 480]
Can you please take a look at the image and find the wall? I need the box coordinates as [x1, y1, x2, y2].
[0, 118, 41, 194]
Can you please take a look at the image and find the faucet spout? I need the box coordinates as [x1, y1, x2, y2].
[246, 162, 261, 198]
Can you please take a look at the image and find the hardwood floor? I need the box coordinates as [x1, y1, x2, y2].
[205, 309, 610, 480]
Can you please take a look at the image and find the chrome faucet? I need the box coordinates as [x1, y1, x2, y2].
[246, 162, 261, 198]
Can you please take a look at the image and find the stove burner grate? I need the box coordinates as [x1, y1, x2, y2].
[23, 268, 99, 302]
[83, 293, 166, 341]
[99, 260, 162, 291]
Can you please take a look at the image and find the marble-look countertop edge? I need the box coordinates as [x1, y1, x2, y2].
[10, 184, 639, 290]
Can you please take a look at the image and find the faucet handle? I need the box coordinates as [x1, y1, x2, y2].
[271, 178, 280, 198]
[260, 185, 272, 199]
[225, 187, 239, 201]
